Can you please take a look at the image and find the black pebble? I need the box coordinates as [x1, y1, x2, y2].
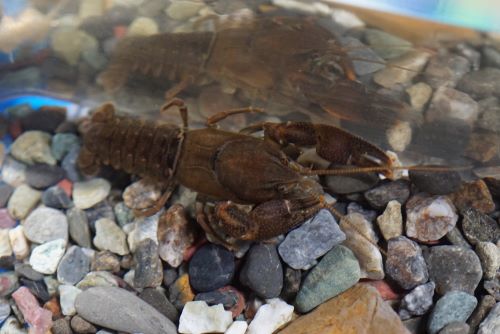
[189, 244, 235, 293]
[26, 164, 66, 190]
[409, 168, 462, 195]
[42, 186, 73, 209]
[21, 106, 66, 133]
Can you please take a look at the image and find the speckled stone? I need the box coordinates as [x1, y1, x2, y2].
[373, 51, 430, 88]
[23, 207, 68, 243]
[93, 218, 129, 255]
[57, 246, 91, 285]
[29, 239, 67, 274]
[376, 200, 403, 241]
[364, 180, 410, 209]
[476, 242, 499, 280]
[468, 295, 496, 334]
[439, 322, 470, 334]
[409, 169, 462, 195]
[0, 272, 18, 297]
[478, 301, 500, 334]
[399, 281, 435, 320]
[113, 202, 134, 227]
[461, 208, 500, 245]
[446, 227, 472, 249]
[134, 238, 163, 288]
[91, 251, 120, 273]
[7, 184, 41, 220]
[123, 179, 162, 210]
[386, 236, 428, 290]
[10, 131, 56, 165]
[450, 180, 495, 214]
[76, 271, 120, 290]
[426, 87, 479, 126]
[457, 68, 500, 99]
[423, 54, 470, 88]
[126, 213, 159, 252]
[427, 291, 477, 334]
[295, 245, 361, 313]
[73, 178, 111, 209]
[189, 244, 235, 293]
[67, 207, 92, 248]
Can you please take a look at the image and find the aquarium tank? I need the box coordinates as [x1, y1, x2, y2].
[0, 1, 499, 334]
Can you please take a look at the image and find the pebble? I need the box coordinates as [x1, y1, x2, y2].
[281, 284, 409, 334]
[477, 97, 500, 133]
[450, 180, 495, 214]
[59, 285, 81, 316]
[113, 202, 134, 227]
[10, 131, 56, 166]
[57, 246, 91, 285]
[0, 299, 10, 323]
[483, 278, 500, 301]
[399, 281, 435, 320]
[457, 68, 500, 99]
[23, 207, 68, 243]
[0, 316, 26, 333]
[14, 264, 43, 281]
[8, 226, 29, 260]
[483, 46, 500, 67]
[85, 201, 115, 226]
[240, 243, 283, 299]
[465, 133, 500, 164]
[0, 183, 14, 208]
[406, 82, 433, 111]
[7, 184, 41, 220]
[476, 242, 499, 280]
[461, 208, 500, 245]
[409, 169, 462, 196]
[189, 244, 235, 293]
[427, 245, 483, 295]
[127, 16, 159, 36]
[364, 179, 410, 209]
[295, 245, 360, 313]
[278, 209, 345, 269]
[169, 273, 195, 310]
[51, 133, 80, 161]
[93, 218, 129, 255]
[468, 295, 496, 334]
[427, 291, 477, 334]
[247, 298, 294, 334]
[363, 29, 412, 59]
[51, 28, 98, 65]
[281, 267, 301, 302]
[386, 120, 412, 152]
[61, 146, 82, 182]
[426, 87, 479, 126]
[342, 36, 385, 75]
[19, 278, 50, 302]
[324, 168, 379, 194]
[0, 272, 18, 297]
[0, 229, 12, 258]
[51, 318, 72, 334]
[386, 236, 428, 289]
[179, 301, 233, 334]
[446, 227, 472, 249]
[123, 179, 162, 210]
[73, 178, 111, 209]
[423, 54, 470, 88]
[75, 286, 177, 333]
[91, 251, 120, 273]
[76, 271, 119, 290]
[21, 107, 66, 134]
[42, 186, 72, 209]
[12, 287, 52, 334]
[1, 157, 27, 187]
[340, 213, 384, 279]
[166, 0, 205, 20]
[439, 322, 470, 334]
[134, 238, 163, 288]
[225, 321, 248, 334]
[406, 194, 458, 242]
[195, 286, 245, 318]
[373, 51, 430, 88]
[158, 204, 195, 267]
[67, 207, 92, 248]
[139, 288, 179, 323]
[70, 315, 97, 333]
[126, 213, 159, 252]
[376, 200, 403, 241]
[29, 239, 67, 274]
[478, 302, 500, 334]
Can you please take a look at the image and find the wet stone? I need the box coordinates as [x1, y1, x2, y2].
[169, 273, 195, 310]
[406, 82, 433, 111]
[446, 227, 471, 248]
[62, 146, 82, 182]
[14, 264, 44, 281]
[85, 201, 115, 227]
[464, 132, 500, 163]
[71, 315, 97, 333]
[240, 243, 283, 299]
[399, 281, 435, 320]
[363, 28, 412, 59]
[29, 239, 67, 275]
[364, 180, 410, 209]
[427, 291, 477, 334]
[406, 194, 458, 242]
[189, 244, 235, 293]
[134, 238, 163, 289]
[73, 178, 111, 210]
[10, 131, 56, 166]
[461, 208, 500, 245]
[386, 236, 428, 290]
[439, 322, 470, 334]
[51, 133, 80, 161]
[7, 184, 41, 220]
[67, 207, 92, 248]
[139, 288, 179, 323]
[280, 267, 301, 302]
[457, 68, 500, 99]
[450, 180, 495, 214]
[91, 251, 120, 273]
[373, 51, 430, 88]
[325, 169, 379, 194]
[477, 97, 500, 133]
[42, 186, 72, 209]
[57, 246, 91, 285]
[476, 242, 499, 280]
[468, 295, 496, 334]
[179, 301, 233, 334]
[423, 54, 470, 88]
[386, 120, 412, 152]
[426, 87, 479, 126]
[0, 182, 14, 208]
[278, 209, 345, 270]
[295, 245, 360, 313]
[427, 245, 483, 295]
[347, 202, 377, 222]
[0, 272, 19, 297]
[342, 36, 385, 75]
[166, 0, 205, 20]
[21, 107, 66, 134]
[93, 218, 129, 256]
[113, 202, 134, 227]
[484, 278, 500, 301]
[478, 302, 500, 334]
[409, 169, 462, 195]
[123, 179, 162, 210]
[19, 278, 50, 303]
[24, 207, 68, 244]
[52, 318, 73, 334]
[376, 200, 403, 241]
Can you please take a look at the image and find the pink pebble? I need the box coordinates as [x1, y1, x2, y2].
[0, 209, 16, 228]
[363, 280, 401, 301]
[12, 287, 53, 334]
[57, 179, 73, 197]
[114, 26, 128, 39]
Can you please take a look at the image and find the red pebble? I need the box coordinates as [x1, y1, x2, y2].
[114, 25, 128, 39]
[12, 287, 53, 334]
[57, 179, 73, 197]
[0, 208, 16, 228]
[219, 286, 246, 318]
[362, 280, 401, 301]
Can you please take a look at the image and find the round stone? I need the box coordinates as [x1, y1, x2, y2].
[10, 131, 56, 165]
[364, 180, 410, 209]
[427, 291, 477, 334]
[409, 169, 462, 195]
[42, 186, 73, 209]
[29, 239, 67, 274]
[93, 218, 129, 255]
[399, 281, 435, 320]
[51, 133, 80, 161]
[476, 242, 499, 280]
[7, 184, 41, 220]
[73, 178, 111, 209]
[189, 244, 235, 293]
[57, 246, 91, 285]
[24, 207, 68, 243]
[386, 236, 428, 290]
[461, 208, 500, 245]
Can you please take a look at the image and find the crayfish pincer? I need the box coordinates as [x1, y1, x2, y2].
[77, 100, 398, 243]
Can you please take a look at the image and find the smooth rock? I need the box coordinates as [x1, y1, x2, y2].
[41, 186, 72, 209]
[91, 251, 120, 273]
[240, 243, 283, 299]
[0, 183, 14, 208]
[386, 120, 412, 152]
[247, 298, 293, 334]
[10, 131, 55, 166]
[51, 318, 72, 334]
[139, 288, 179, 323]
[386, 236, 428, 289]
[364, 28, 412, 59]
[29, 239, 67, 274]
[85, 201, 115, 226]
[179, 301, 233, 334]
[25, 164, 65, 189]
[70, 315, 96, 333]
[439, 322, 470, 334]
[59, 285, 81, 316]
[57, 246, 91, 285]
[23, 207, 68, 243]
[61, 146, 82, 182]
[340, 213, 383, 279]
[406, 82, 433, 111]
[295, 245, 360, 313]
[423, 54, 470, 88]
[374, 51, 430, 88]
[73, 178, 111, 209]
[426, 87, 479, 125]
[51, 133, 80, 161]
[126, 213, 159, 252]
[195, 286, 245, 318]
[0, 299, 10, 323]
[7, 185, 41, 220]
[428, 291, 477, 334]
[342, 36, 385, 75]
[278, 209, 345, 270]
[51, 28, 97, 65]
[189, 244, 235, 293]
[476, 242, 499, 279]
[457, 68, 500, 99]
[364, 180, 410, 209]
[0, 272, 18, 297]
[406, 194, 458, 242]
[0, 316, 27, 334]
[1, 157, 27, 187]
[477, 97, 500, 133]
[465, 132, 500, 163]
[399, 281, 435, 320]
[134, 238, 163, 288]
[93, 218, 129, 255]
[166, 1, 205, 20]
[281, 284, 410, 334]
[11, 287, 52, 334]
[127, 16, 159, 36]
[450, 180, 495, 214]
[427, 245, 483, 295]
[0, 209, 15, 229]
[158, 204, 195, 267]
[75, 287, 177, 334]
[446, 227, 472, 249]
[0, 229, 12, 258]
[76, 271, 119, 290]
[8, 226, 29, 260]
[123, 179, 161, 210]
[67, 207, 92, 248]
[113, 202, 134, 227]
[468, 295, 496, 334]
[14, 264, 43, 281]
[461, 208, 500, 245]
[409, 169, 462, 195]
[478, 302, 500, 334]
[18, 278, 50, 302]
[376, 200, 403, 240]
[225, 321, 248, 334]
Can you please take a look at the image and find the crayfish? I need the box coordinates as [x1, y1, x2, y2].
[78, 99, 424, 245]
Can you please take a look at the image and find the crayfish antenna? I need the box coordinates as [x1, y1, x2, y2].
[301, 164, 473, 176]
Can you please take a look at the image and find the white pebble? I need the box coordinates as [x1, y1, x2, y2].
[94, 218, 129, 255]
[247, 298, 294, 334]
[0, 229, 12, 258]
[179, 301, 233, 334]
[7, 184, 41, 220]
[224, 321, 248, 334]
[127, 17, 159, 36]
[166, 1, 205, 21]
[29, 239, 67, 274]
[8, 226, 29, 260]
[59, 285, 82, 316]
[386, 121, 412, 152]
[73, 178, 111, 209]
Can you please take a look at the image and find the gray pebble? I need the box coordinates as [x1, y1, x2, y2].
[386, 236, 428, 290]
[42, 186, 73, 209]
[24, 207, 68, 243]
[423, 54, 470, 88]
[399, 281, 435, 320]
[51, 133, 80, 161]
[25, 164, 66, 189]
[457, 68, 500, 99]
[478, 302, 500, 334]
[57, 246, 91, 285]
[134, 239, 163, 289]
[67, 207, 92, 248]
[139, 288, 179, 323]
[428, 291, 477, 334]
